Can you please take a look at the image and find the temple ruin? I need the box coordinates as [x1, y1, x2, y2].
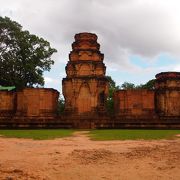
[62, 33, 108, 115]
[155, 72, 180, 117]
[0, 32, 180, 129]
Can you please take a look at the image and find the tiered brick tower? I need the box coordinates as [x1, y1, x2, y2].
[62, 32, 109, 115]
[155, 72, 180, 117]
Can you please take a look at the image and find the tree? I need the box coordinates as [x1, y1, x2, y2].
[106, 76, 120, 114]
[57, 95, 65, 114]
[106, 75, 116, 89]
[0, 16, 57, 89]
[121, 82, 136, 89]
[140, 79, 155, 90]
[121, 79, 155, 90]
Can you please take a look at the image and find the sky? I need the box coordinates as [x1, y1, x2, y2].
[1, 0, 180, 94]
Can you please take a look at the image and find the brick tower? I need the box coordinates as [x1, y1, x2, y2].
[155, 72, 180, 117]
[62, 32, 109, 115]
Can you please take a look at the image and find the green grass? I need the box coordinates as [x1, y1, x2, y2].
[0, 129, 180, 141]
[0, 129, 74, 140]
[89, 129, 180, 140]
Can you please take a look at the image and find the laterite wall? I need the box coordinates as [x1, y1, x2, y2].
[16, 88, 59, 117]
[0, 91, 15, 116]
[0, 88, 59, 119]
[114, 90, 155, 118]
[155, 72, 180, 117]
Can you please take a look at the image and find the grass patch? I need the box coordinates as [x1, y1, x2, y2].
[89, 129, 180, 140]
[0, 129, 74, 140]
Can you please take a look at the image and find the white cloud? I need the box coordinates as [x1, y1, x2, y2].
[44, 77, 59, 89]
[1, 0, 180, 89]
[1, 0, 180, 57]
[173, 64, 180, 71]
[44, 77, 58, 84]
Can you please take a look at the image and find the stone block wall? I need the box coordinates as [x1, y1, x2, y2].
[0, 88, 59, 119]
[155, 72, 180, 117]
[0, 91, 15, 117]
[114, 90, 155, 118]
[16, 88, 59, 117]
[114, 72, 180, 121]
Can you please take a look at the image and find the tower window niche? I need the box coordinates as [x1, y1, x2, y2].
[99, 91, 105, 106]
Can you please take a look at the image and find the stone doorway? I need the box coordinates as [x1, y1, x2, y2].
[77, 84, 91, 113]
[99, 91, 105, 106]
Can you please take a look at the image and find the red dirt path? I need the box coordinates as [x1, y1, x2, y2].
[0, 131, 180, 180]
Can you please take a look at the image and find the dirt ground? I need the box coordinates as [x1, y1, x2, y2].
[0, 131, 180, 180]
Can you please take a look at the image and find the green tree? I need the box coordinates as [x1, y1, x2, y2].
[0, 16, 57, 89]
[106, 76, 119, 114]
[121, 82, 136, 89]
[140, 79, 155, 90]
[57, 95, 65, 114]
[121, 80, 155, 90]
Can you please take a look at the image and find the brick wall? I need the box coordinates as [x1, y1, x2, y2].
[155, 72, 180, 116]
[0, 91, 15, 116]
[16, 88, 59, 117]
[114, 90, 155, 117]
[0, 88, 59, 118]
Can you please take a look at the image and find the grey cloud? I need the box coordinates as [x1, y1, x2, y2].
[1, 0, 180, 72]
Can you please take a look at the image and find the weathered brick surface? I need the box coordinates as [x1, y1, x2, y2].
[0, 91, 15, 116]
[0, 88, 59, 120]
[63, 32, 109, 115]
[16, 88, 59, 117]
[114, 90, 155, 117]
[114, 72, 180, 122]
[155, 72, 180, 116]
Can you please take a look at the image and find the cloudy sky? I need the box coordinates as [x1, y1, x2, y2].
[1, 0, 180, 93]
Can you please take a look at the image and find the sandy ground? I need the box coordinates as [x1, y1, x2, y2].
[0, 132, 180, 180]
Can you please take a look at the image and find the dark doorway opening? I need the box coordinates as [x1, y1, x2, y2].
[99, 91, 105, 106]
